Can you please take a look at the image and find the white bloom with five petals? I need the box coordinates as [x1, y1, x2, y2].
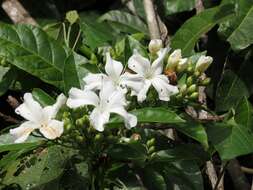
[127, 48, 179, 102]
[67, 82, 137, 132]
[83, 52, 143, 94]
[10, 93, 66, 143]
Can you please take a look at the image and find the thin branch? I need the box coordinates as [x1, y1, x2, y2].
[195, 0, 205, 14]
[7, 95, 20, 109]
[241, 166, 253, 175]
[0, 112, 20, 124]
[2, 0, 37, 25]
[206, 161, 219, 189]
[143, 0, 161, 39]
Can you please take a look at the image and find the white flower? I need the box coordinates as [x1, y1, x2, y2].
[148, 39, 163, 54]
[83, 52, 143, 94]
[195, 55, 213, 73]
[10, 93, 66, 143]
[66, 82, 137, 132]
[127, 48, 179, 102]
[176, 58, 188, 72]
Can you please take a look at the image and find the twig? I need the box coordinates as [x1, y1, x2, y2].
[143, 0, 161, 39]
[214, 163, 228, 190]
[195, 0, 205, 14]
[6, 95, 20, 109]
[0, 112, 20, 124]
[241, 166, 253, 175]
[227, 159, 251, 190]
[2, 0, 37, 25]
[206, 161, 219, 189]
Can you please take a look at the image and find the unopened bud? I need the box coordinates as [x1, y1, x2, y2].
[187, 65, 194, 74]
[186, 76, 194, 86]
[187, 84, 197, 94]
[176, 58, 188, 72]
[194, 71, 201, 78]
[166, 49, 182, 70]
[180, 84, 187, 95]
[131, 133, 141, 141]
[195, 55, 213, 73]
[189, 92, 199, 100]
[148, 146, 156, 154]
[148, 39, 163, 54]
[95, 134, 103, 141]
[200, 77, 211, 86]
[147, 138, 155, 147]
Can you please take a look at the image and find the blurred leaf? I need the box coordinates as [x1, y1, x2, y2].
[141, 168, 167, 190]
[215, 70, 249, 112]
[171, 4, 234, 56]
[207, 118, 253, 160]
[162, 0, 196, 16]
[32, 88, 55, 106]
[0, 66, 16, 96]
[0, 24, 69, 90]
[99, 10, 148, 35]
[219, 0, 253, 50]
[0, 133, 43, 153]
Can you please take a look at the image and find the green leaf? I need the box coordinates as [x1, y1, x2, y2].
[176, 122, 209, 149]
[171, 4, 234, 56]
[207, 118, 253, 160]
[109, 107, 185, 125]
[2, 146, 70, 189]
[141, 168, 167, 190]
[162, 0, 196, 15]
[107, 141, 147, 165]
[80, 18, 115, 50]
[32, 88, 55, 106]
[63, 53, 90, 93]
[0, 66, 16, 96]
[215, 70, 249, 112]
[0, 133, 43, 153]
[98, 10, 148, 35]
[163, 160, 204, 190]
[219, 0, 253, 50]
[235, 97, 253, 131]
[0, 24, 69, 89]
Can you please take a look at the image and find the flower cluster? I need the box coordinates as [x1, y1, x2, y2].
[10, 40, 213, 143]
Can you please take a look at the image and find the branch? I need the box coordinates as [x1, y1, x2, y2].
[241, 166, 253, 174]
[206, 161, 219, 189]
[143, 0, 161, 39]
[2, 0, 37, 25]
[6, 95, 20, 109]
[195, 0, 205, 14]
[0, 112, 20, 124]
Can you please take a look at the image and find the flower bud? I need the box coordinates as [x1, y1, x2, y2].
[148, 146, 156, 154]
[176, 58, 188, 72]
[95, 134, 103, 141]
[179, 84, 187, 95]
[200, 77, 211, 86]
[187, 65, 194, 74]
[147, 138, 155, 147]
[187, 84, 197, 94]
[148, 39, 163, 54]
[194, 71, 201, 78]
[166, 49, 182, 70]
[195, 55, 213, 73]
[186, 76, 194, 86]
[189, 92, 199, 100]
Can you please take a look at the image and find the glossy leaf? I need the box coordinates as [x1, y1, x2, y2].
[0, 66, 16, 96]
[216, 70, 249, 112]
[99, 10, 148, 35]
[0, 24, 69, 89]
[207, 118, 253, 160]
[32, 88, 55, 106]
[219, 0, 253, 50]
[171, 4, 234, 56]
[141, 168, 167, 190]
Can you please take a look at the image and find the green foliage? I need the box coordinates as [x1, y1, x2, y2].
[162, 0, 196, 16]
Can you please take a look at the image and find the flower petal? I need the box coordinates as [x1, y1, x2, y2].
[128, 50, 150, 76]
[151, 48, 168, 75]
[120, 72, 144, 94]
[137, 80, 152, 102]
[9, 121, 39, 143]
[110, 107, 137, 129]
[67, 88, 99, 108]
[15, 93, 43, 123]
[89, 108, 110, 132]
[105, 52, 123, 80]
[39, 119, 64, 139]
[43, 94, 66, 121]
[99, 80, 118, 103]
[83, 73, 107, 91]
[152, 75, 179, 101]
